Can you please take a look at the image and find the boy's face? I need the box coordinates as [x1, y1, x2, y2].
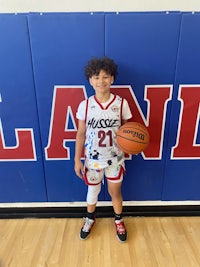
[89, 70, 114, 94]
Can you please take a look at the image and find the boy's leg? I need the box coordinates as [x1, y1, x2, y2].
[80, 183, 101, 240]
[106, 164, 124, 215]
[107, 181, 123, 215]
[85, 185, 100, 220]
[107, 177, 127, 243]
[87, 203, 96, 214]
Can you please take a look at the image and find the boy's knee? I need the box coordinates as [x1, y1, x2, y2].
[86, 184, 101, 205]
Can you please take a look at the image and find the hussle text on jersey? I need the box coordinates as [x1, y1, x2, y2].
[87, 118, 119, 129]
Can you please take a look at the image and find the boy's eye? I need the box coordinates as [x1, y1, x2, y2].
[93, 75, 109, 80]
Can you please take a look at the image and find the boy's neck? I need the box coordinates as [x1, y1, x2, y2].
[95, 92, 111, 103]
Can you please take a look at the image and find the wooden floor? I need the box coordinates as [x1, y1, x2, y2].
[0, 216, 200, 267]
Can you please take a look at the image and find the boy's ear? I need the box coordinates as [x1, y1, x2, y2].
[89, 77, 93, 86]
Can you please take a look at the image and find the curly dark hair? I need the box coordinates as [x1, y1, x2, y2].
[84, 57, 118, 80]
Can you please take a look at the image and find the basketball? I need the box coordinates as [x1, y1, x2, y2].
[116, 122, 150, 155]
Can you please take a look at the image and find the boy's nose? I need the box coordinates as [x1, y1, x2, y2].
[99, 78, 105, 83]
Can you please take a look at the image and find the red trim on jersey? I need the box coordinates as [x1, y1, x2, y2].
[84, 99, 89, 123]
[94, 94, 117, 110]
[120, 98, 124, 125]
[94, 95, 103, 109]
[106, 94, 117, 109]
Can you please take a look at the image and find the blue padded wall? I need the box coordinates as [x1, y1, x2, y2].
[0, 12, 200, 203]
[162, 13, 200, 200]
[0, 14, 46, 202]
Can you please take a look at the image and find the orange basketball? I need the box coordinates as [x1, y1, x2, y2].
[116, 122, 150, 155]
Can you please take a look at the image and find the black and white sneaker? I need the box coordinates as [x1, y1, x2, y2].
[80, 217, 95, 240]
[115, 219, 127, 243]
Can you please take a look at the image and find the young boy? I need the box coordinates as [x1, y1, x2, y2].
[74, 57, 132, 242]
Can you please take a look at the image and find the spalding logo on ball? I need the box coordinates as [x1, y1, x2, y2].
[117, 122, 150, 155]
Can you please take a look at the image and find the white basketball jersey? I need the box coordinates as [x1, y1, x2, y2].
[84, 94, 124, 169]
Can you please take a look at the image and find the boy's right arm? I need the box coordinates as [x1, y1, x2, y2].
[74, 120, 86, 179]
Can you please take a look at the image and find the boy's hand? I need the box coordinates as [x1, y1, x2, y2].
[74, 159, 84, 179]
